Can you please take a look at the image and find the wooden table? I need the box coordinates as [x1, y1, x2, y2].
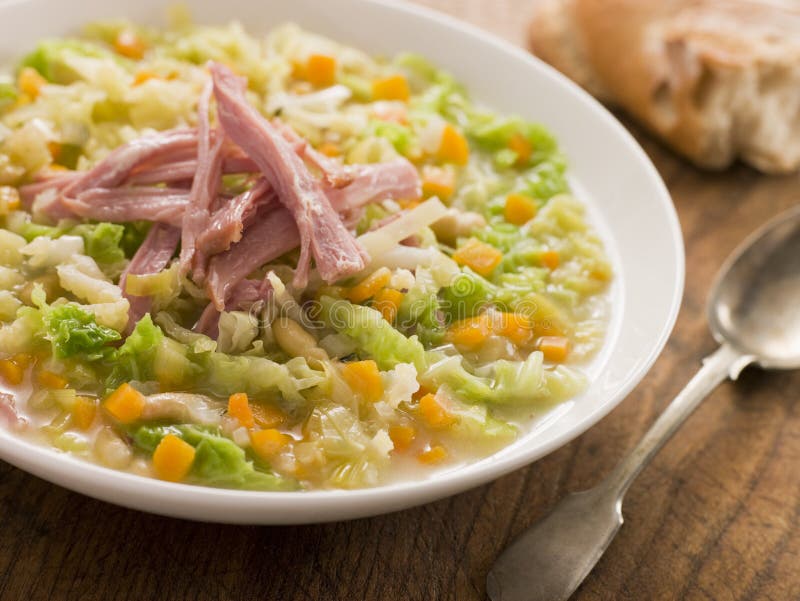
[2, 2, 799, 599]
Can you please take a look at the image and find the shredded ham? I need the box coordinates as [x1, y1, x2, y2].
[18, 65, 427, 337]
[272, 120, 357, 188]
[64, 188, 190, 226]
[325, 159, 421, 212]
[196, 178, 274, 257]
[19, 171, 80, 207]
[210, 62, 367, 288]
[127, 154, 257, 186]
[179, 81, 226, 282]
[204, 204, 299, 310]
[66, 128, 199, 195]
[119, 224, 181, 332]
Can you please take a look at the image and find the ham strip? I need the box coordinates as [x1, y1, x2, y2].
[210, 62, 367, 288]
[205, 205, 299, 310]
[119, 224, 181, 332]
[325, 159, 421, 212]
[63, 188, 190, 226]
[195, 179, 274, 257]
[127, 154, 257, 186]
[19, 171, 80, 208]
[179, 80, 226, 282]
[21, 130, 199, 220]
[65, 128, 199, 195]
[272, 120, 357, 188]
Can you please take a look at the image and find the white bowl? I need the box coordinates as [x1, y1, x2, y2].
[0, 0, 684, 524]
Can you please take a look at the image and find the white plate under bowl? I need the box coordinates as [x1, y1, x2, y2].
[0, 0, 684, 524]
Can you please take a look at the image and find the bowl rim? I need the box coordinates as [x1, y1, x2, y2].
[0, 0, 685, 523]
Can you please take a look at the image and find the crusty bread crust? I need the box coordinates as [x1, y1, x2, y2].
[530, 0, 800, 173]
[529, 0, 612, 100]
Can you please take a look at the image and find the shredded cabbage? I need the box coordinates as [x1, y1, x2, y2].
[319, 296, 426, 371]
[70, 222, 128, 278]
[21, 235, 85, 269]
[41, 302, 120, 360]
[303, 404, 392, 489]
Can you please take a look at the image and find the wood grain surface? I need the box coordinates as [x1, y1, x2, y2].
[1, 1, 799, 600]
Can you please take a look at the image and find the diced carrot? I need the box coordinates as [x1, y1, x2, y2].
[372, 74, 410, 101]
[153, 434, 195, 482]
[0, 359, 23, 386]
[132, 70, 158, 86]
[103, 383, 145, 424]
[341, 360, 384, 403]
[508, 133, 532, 165]
[316, 142, 341, 157]
[388, 424, 416, 452]
[347, 267, 392, 303]
[446, 314, 492, 350]
[17, 67, 47, 99]
[250, 428, 291, 459]
[228, 392, 255, 428]
[418, 444, 448, 464]
[114, 30, 146, 60]
[418, 393, 456, 429]
[251, 404, 286, 429]
[452, 239, 503, 276]
[504, 193, 538, 225]
[305, 54, 337, 87]
[373, 288, 404, 323]
[71, 396, 97, 431]
[494, 312, 533, 347]
[542, 250, 560, 270]
[421, 165, 456, 200]
[537, 336, 571, 363]
[37, 370, 68, 389]
[436, 124, 470, 165]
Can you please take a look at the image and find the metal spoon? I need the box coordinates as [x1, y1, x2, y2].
[486, 205, 800, 601]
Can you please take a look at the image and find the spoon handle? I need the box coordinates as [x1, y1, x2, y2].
[486, 344, 752, 601]
[604, 343, 751, 500]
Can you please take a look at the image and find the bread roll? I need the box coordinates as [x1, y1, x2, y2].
[530, 0, 800, 173]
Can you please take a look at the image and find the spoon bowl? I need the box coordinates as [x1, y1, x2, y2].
[709, 205, 800, 369]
